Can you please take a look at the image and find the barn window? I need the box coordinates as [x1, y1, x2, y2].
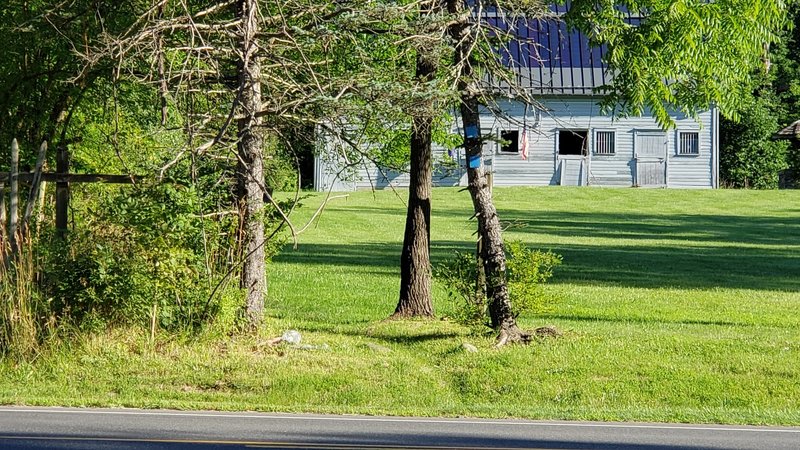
[558, 129, 588, 156]
[499, 130, 519, 153]
[678, 131, 699, 155]
[594, 131, 616, 155]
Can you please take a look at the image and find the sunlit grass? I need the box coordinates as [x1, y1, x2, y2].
[1, 187, 799, 425]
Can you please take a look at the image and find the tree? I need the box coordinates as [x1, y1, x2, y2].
[719, 2, 800, 188]
[721, 95, 790, 189]
[0, 1, 138, 163]
[93, 0, 448, 328]
[441, 0, 787, 345]
[394, 1, 441, 318]
[86, 1, 319, 327]
[230, 0, 268, 325]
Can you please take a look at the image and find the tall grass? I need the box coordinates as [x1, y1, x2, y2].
[0, 237, 49, 360]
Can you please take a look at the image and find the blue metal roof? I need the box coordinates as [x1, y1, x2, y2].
[484, 4, 639, 95]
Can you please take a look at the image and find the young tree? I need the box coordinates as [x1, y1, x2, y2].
[394, 1, 442, 318]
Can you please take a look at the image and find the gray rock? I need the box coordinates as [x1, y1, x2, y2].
[461, 342, 479, 353]
[281, 330, 302, 345]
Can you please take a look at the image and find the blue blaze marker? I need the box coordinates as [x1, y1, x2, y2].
[468, 154, 481, 169]
[465, 125, 478, 139]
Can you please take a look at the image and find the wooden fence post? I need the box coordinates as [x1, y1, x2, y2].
[9, 139, 19, 254]
[56, 143, 70, 236]
[22, 141, 47, 240]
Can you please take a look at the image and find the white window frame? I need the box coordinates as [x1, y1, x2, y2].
[557, 128, 590, 157]
[593, 129, 616, 156]
[498, 129, 520, 154]
[676, 130, 700, 156]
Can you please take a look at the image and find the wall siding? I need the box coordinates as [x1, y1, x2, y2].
[315, 98, 716, 191]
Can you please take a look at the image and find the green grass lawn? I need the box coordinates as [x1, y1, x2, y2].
[2, 187, 799, 424]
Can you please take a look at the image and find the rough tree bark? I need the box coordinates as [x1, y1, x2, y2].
[449, 0, 530, 345]
[394, 2, 440, 318]
[236, 0, 267, 328]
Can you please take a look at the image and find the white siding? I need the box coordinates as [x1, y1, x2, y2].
[315, 98, 716, 191]
[666, 116, 714, 188]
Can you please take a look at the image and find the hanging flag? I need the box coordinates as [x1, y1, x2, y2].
[520, 104, 529, 160]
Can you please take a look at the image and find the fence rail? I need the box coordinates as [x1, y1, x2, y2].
[0, 173, 136, 184]
[2, 139, 137, 258]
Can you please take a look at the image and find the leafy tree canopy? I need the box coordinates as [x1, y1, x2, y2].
[565, 0, 788, 127]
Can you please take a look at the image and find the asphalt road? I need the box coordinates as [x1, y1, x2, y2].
[0, 407, 798, 450]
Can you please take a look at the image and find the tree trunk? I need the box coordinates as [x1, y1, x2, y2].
[55, 144, 70, 237]
[236, 0, 266, 328]
[449, 1, 529, 345]
[394, 9, 438, 318]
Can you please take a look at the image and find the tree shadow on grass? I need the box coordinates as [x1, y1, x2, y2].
[541, 313, 753, 328]
[494, 210, 800, 247]
[276, 237, 800, 292]
[282, 319, 466, 345]
[542, 241, 799, 292]
[273, 241, 471, 269]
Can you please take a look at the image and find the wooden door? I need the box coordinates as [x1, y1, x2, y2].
[635, 131, 667, 187]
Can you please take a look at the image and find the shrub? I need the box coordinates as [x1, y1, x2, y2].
[435, 240, 561, 328]
[38, 181, 288, 333]
[721, 96, 790, 189]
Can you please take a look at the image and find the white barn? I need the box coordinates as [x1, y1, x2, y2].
[314, 6, 720, 191]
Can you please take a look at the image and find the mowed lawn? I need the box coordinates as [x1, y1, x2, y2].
[2, 187, 799, 425]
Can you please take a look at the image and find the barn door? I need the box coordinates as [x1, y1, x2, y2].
[557, 129, 588, 186]
[635, 131, 667, 187]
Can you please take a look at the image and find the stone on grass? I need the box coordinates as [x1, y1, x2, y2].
[281, 330, 302, 345]
[461, 343, 479, 353]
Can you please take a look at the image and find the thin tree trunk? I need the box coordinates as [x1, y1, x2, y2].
[156, 3, 169, 126]
[55, 143, 71, 237]
[448, 1, 529, 345]
[394, 4, 439, 318]
[236, 0, 266, 328]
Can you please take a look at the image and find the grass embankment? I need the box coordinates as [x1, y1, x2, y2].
[1, 188, 799, 425]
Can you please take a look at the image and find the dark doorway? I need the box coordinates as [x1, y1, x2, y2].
[286, 124, 316, 189]
[558, 129, 588, 156]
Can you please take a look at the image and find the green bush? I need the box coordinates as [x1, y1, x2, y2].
[435, 241, 561, 328]
[39, 182, 262, 332]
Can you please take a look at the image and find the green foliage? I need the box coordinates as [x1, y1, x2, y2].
[435, 240, 561, 328]
[718, 3, 800, 188]
[0, 1, 139, 156]
[37, 180, 289, 333]
[504, 241, 563, 317]
[564, 0, 788, 128]
[721, 96, 790, 188]
[434, 250, 483, 325]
